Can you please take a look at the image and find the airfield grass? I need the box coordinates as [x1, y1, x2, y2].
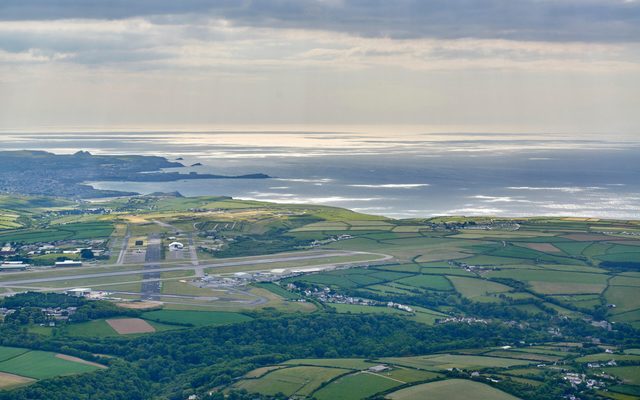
[0, 350, 101, 380]
[234, 366, 349, 397]
[313, 371, 401, 400]
[141, 309, 252, 327]
[255, 282, 302, 299]
[161, 279, 215, 297]
[387, 379, 520, 400]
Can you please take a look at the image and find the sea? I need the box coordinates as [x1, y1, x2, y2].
[1, 129, 639, 219]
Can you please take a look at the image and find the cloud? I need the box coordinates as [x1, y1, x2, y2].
[470, 195, 532, 203]
[507, 186, 605, 193]
[1, 1, 639, 43]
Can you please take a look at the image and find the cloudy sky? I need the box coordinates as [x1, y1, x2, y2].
[0, 0, 639, 133]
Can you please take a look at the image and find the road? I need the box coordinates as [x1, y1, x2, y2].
[0, 251, 391, 287]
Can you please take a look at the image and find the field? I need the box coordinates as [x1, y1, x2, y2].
[2, 195, 640, 398]
[234, 351, 534, 400]
[0, 372, 34, 390]
[106, 318, 156, 334]
[0, 346, 103, 381]
[232, 366, 349, 397]
[379, 354, 531, 370]
[386, 379, 520, 400]
[141, 309, 252, 327]
[314, 372, 400, 400]
[236, 357, 444, 400]
[0, 221, 113, 244]
[605, 366, 640, 386]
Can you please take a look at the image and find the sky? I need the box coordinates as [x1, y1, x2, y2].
[0, 0, 639, 133]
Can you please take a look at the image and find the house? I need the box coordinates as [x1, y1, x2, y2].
[0, 244, 15, 256]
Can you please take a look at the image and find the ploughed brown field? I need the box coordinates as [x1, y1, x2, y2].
[106, 318, 156, 334]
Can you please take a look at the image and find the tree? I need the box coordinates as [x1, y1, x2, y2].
[80, 249, 95, 259]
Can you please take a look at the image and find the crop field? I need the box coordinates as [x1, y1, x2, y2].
[106, 318, 156, 334]
[0, 372, 34, 390]
[387, 379, 520, 400]
[0, 347, 103, 381]
[141, 309, 252, 327]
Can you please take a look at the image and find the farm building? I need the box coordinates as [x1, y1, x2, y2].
[368, 365, 390, 373]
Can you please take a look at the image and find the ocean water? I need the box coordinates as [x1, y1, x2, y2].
[1, 130, 639, 219]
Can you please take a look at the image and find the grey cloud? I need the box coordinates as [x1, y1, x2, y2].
[0, 0, 639, 43]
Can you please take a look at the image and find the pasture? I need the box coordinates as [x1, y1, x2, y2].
[313, 372, 401, 400]
[386, 379, 520, 400]
[233, 366, 349, 397]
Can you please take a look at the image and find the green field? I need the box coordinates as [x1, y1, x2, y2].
[387, 379, 520, 400]
[313, 371, 401, 400]
[0, 348, 29, 363]
[0, 347, 102, 380]
[396, 274, 453, 291]
[141, 309, 252, 327]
